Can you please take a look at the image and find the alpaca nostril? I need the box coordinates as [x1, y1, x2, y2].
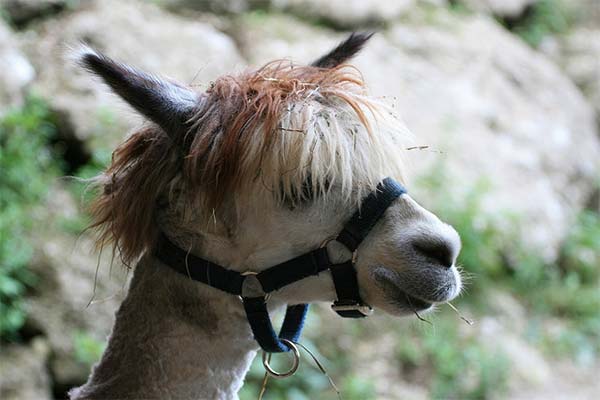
[413, 241, 455, 268]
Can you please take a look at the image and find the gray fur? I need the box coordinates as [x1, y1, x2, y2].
[77, 46, 198, 137]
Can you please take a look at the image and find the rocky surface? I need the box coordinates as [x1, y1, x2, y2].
[506, 360, 600, 400]
[19, 0, 243, 147]
[0, 21, 35, 113]
[24, 185, 128, 385]
[1, 0, 77, 27]
[26, 233, 128, 385]
[0, 338, 52, 400]
[476, 292, 600, 399]
[572, 0, 600, 27]
[543, 27, 600, 126]
[2, 0, 599, 398]
[539, 0, 600, 158]
[232, 9, 600, 262]
[478, 316, 551, 385]
[271, 0, 415, 28]
[458, 0, 537, 18]
[162, 0, 260, 14]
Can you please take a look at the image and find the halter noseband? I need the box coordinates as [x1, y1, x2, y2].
[155, 178, 406, 353]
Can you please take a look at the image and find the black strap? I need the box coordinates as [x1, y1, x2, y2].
[154, 235, 327, 353]
[243, 298, 308, 352]
[257, 248, 330, 292]
[331, 178, 406, 318]
[330, 261, 368, 318]
[153, 178, 406, 350]
[155, 236, 245, 295]
[337, 178, 406, 251]
[155, 236, 330, 297]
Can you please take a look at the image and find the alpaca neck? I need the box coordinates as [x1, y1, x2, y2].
[70, 254, 258, 400]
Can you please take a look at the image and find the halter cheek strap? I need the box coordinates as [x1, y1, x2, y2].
[154, 178, 406, 353]
[331, 177, 407, 318]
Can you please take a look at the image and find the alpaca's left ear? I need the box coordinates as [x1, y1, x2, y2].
[77, 46, 198, 137]
[311, 32, 374, 69]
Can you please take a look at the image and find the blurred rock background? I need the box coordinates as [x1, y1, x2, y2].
[0, 0, 598, 399]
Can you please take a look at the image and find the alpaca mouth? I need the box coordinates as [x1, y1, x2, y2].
[392, 289, 433, 311]
[371, 266, 459, 311]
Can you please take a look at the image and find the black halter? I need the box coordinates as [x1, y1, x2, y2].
[155, 178, 406, 353]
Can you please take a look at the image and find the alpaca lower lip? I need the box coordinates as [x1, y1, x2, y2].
[394, 290, 432, 311]
[371, 266, 452, 307]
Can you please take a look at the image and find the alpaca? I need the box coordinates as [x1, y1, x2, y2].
[70, 33, 462, 400]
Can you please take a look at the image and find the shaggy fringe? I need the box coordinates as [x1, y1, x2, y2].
[89, 60, 412, 264]
[88, 127, 181, 265]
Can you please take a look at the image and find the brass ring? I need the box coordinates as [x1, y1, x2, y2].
[261, 339, 300, 378]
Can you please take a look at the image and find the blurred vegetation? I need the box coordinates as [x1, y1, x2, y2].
[448, 0, 575, 47]
[0, 94, 111, 341]
[0, 95, 60, 341]
[240, 333, 378, 400]
[501, 0, 575, 47]
[400, 318, 509, 399]
[73, 330, 106, 367]
[59, 147, 112, 235]
[525, 208, 600, 363]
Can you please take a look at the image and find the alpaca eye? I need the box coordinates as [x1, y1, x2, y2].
[281, 178, 315, 209]
[281, 175, 332, 209]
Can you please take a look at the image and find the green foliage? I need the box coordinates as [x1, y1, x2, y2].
[61, 108, 114, 235]
[448, 1, 471, 15]
[395, 316, 510, 400]
[427, 322, 509, 399]
[560, 210, 600, 284]
[508, 206, 600, 361]
[507, 0, 574, 47]
[338, 375, 376, 400]
[0, 95, 59, 340]
[0, 6, 9, 24]
[527, 208, 600, 360]
[61, 146, 112, 235]
[73, 330, 106, 367]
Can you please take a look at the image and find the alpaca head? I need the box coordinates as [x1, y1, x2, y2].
[80, 33, 462, 317]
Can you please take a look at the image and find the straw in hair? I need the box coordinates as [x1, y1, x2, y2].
[80, 33, 411, 264]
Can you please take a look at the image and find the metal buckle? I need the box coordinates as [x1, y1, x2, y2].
[320, 237, 357, 264]
[240, 271, 268, 299]
[331, 301, 373, 316]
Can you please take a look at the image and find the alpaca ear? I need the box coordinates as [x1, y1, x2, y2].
[311, 32, 374, 69]
[77, 46, 198, 137]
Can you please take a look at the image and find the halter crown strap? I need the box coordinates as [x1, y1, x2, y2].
[154, 178, 406, 352]
[337, 178, 407, 251]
